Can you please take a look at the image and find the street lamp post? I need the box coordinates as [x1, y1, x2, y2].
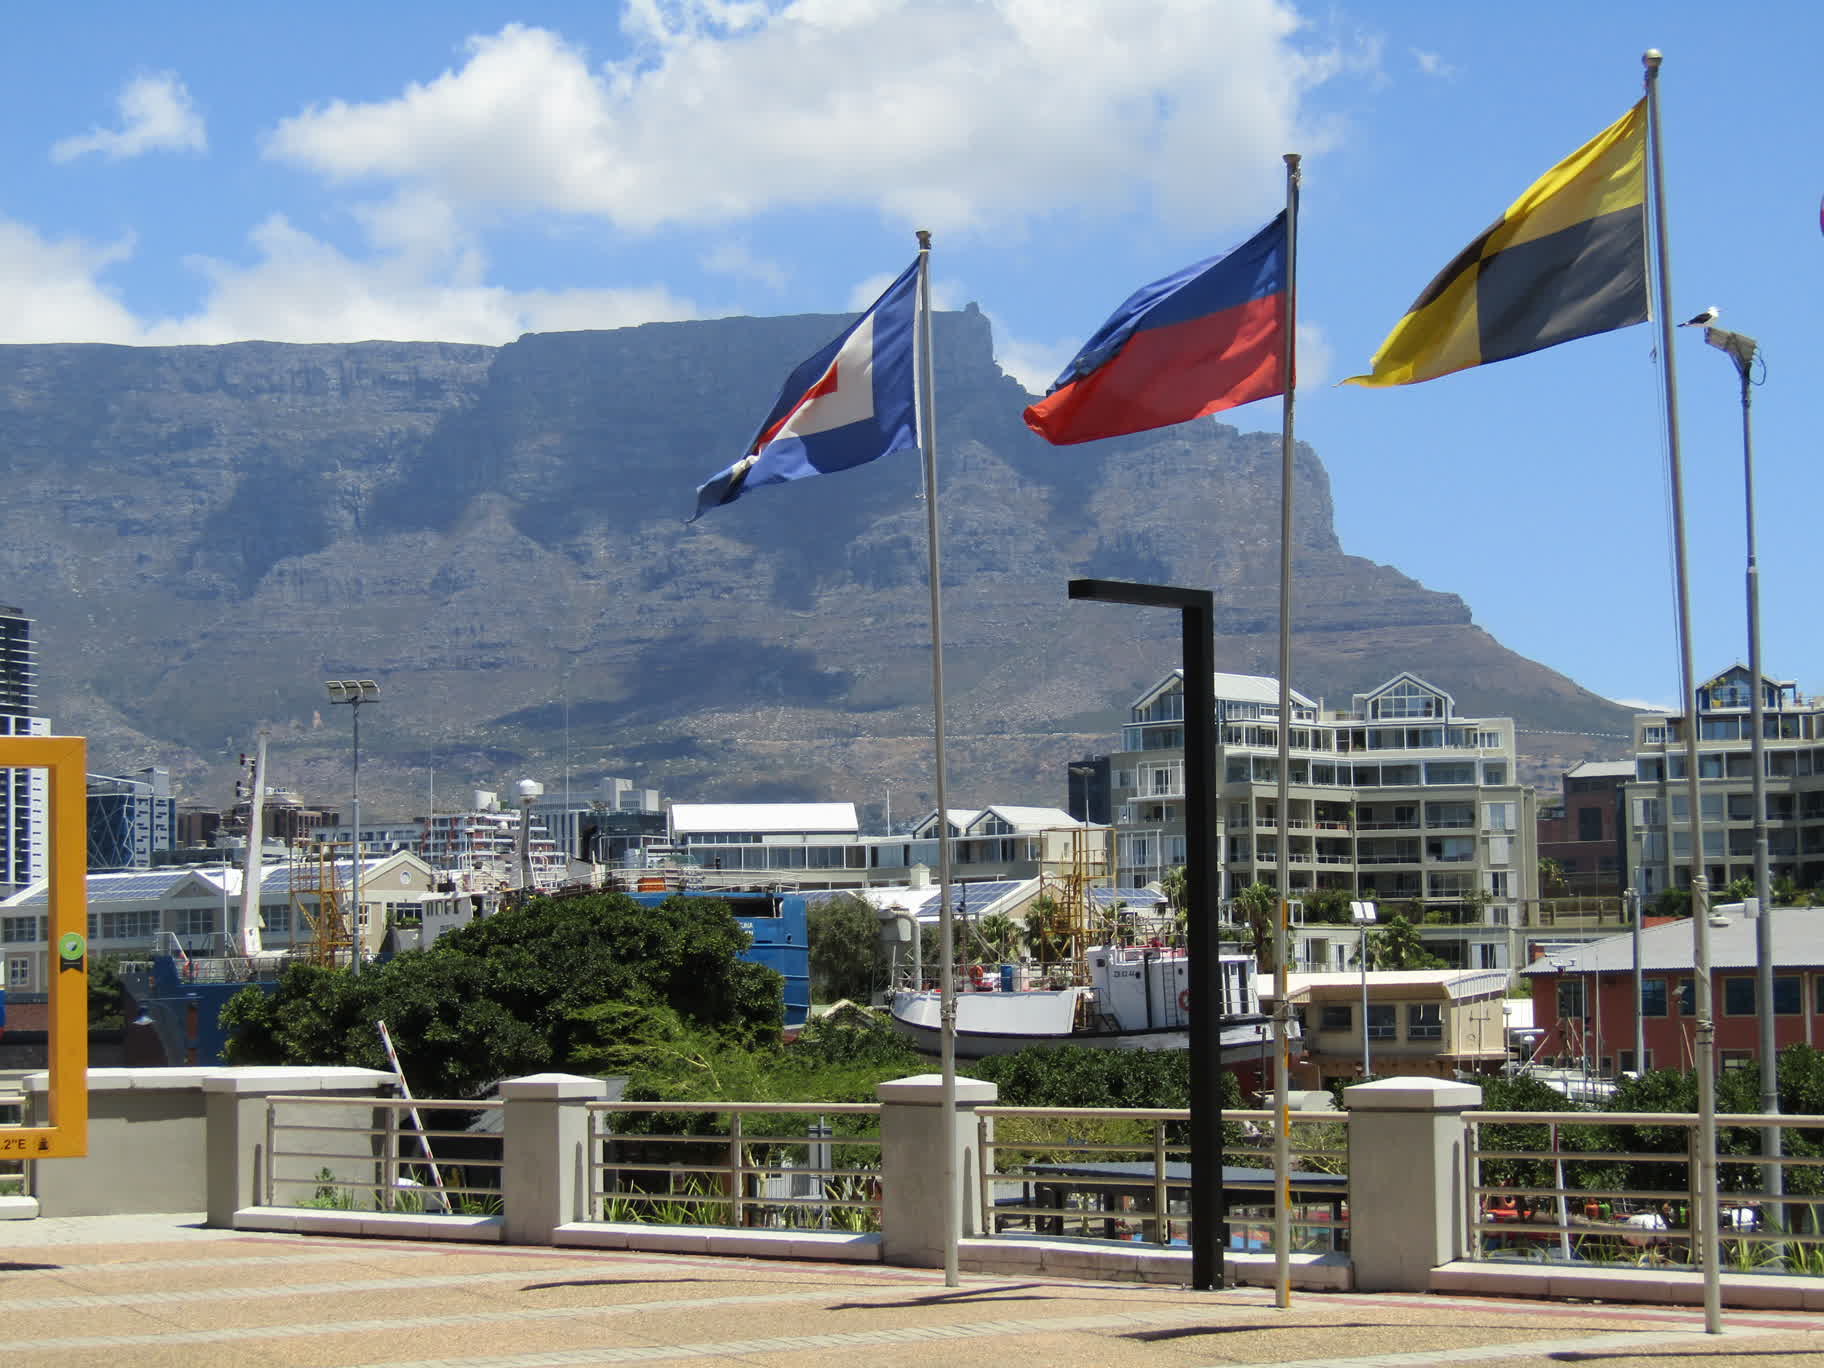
[324, 680, 380, 974]
[1069, 578, 1224, 1290]
[1704, 323, 1781, 1209]
[1350, 901, 1377, 1077]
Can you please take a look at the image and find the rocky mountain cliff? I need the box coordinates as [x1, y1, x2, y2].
[0, 308, 1630, 818]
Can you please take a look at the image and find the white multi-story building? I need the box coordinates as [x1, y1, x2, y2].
[1104, 669, 1536, 970]
[0, 605, 46, 891]
[418, 790, 566, 892]
[1625, 663, 1824, 898]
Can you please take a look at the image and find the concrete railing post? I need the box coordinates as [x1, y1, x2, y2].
[1343, 1076, 1483, 1291]
[202, 1067, 396, 1228]
[499, 1073, 607, 1245]
[876, 1072, 997, 1268]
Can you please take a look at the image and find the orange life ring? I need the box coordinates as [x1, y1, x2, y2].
[969, 964, 984, 985]
[1178, 989, 1190, 1011]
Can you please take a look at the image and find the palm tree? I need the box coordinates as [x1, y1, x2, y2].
[975, 912, 1018, 963]
[1023, 895, 1064, 963]
[1233, 882, 1277, 970]
[1368, 914, 1444, 970]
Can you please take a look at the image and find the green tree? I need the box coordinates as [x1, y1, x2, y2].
[1159, 865, 1189, 932]
[221, 891, 784, 1096]
[1023, 895, 1066, 962]
[1718, 876, 1755, 905]
[87, 953, 127, 1031]
[1367, 914, 1445, 970]
[1233, 882, 1277, 968]
[1653, 888, 1693, 919]
[1302, 887, 1352, 926]
[1538, 857, 1568, 898]
[807, 892, 881, 1003]
[974, 912, 1019, 963]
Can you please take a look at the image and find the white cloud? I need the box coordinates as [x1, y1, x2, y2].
[1412, 48, 1455, 79]
[701, 241, 787, 290]
[986, 323, 1071, 395]
[52, 72, 207, 163]
[1294, 320, 1333, 392]
[0, 210, 693, 346]
[0, 218, 143, 342]
[142, 214, 697, 345]
[267, 6, 1360, 236]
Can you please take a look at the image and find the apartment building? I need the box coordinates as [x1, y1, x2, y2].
[1536, 759, 1632, 896]
[86, 767, 175, 871]
[1103, 669, 1536, 969]
[663, 802, 1110, 890]
[0, 606, 46, 890]
[1625, 664, 1824, 898]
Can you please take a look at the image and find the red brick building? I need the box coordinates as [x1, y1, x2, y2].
[1536, 759, 1632, 897]
[1521, 904, 1824, 1077]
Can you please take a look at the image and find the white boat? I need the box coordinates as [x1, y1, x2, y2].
[888, 944, 1289, 1062]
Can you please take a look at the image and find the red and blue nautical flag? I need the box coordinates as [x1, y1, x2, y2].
[1023, 213, 1288, 445]
[693, 259, 920, 519]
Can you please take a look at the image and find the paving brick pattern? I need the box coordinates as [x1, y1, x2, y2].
[4, 1214, 1824, 1367]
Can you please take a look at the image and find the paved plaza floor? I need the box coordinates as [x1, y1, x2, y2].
[4, 1214, 1824, 1367]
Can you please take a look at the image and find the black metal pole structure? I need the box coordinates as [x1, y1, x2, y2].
[1069, 578, 1221, 1288]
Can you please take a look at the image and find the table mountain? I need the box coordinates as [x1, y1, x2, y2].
[0, 308, 1630, 816]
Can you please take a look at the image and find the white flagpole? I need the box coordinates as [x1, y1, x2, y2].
[914, 229, 961, 1288]
[1272, 153, 1301, 1310]
[1643, 48, 1720, 1335]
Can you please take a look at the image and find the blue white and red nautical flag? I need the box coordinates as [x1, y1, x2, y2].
[1023, 214, 1289, 445]
[692, 259, 921, 519]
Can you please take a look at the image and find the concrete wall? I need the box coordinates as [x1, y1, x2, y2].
[26, 1066, 393, 1218]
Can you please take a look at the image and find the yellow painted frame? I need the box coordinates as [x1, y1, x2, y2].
[0, 736, 87, 1159]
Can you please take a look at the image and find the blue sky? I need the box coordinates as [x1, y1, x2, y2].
[1, 1, 1816, 712]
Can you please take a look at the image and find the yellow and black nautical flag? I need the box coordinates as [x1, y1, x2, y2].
[1346, 100, 1647, 388]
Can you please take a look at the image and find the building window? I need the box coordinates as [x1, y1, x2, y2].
[1, 914, 41, 944]
[93, 908, 159, 941]
[1774, 975, 1801, 1015]
[1640, 978, 1668, 1017]
[1407, 1002, 1443, 1040]
[1619, 1049, 1653, 1074]
[173, 908, 216, 939]
[1577, 807, 1605, 842]
[1723, 977, 1755, 1016]
[1366, 1004, 1396, 1039]
[1320, 1003, 1352, 1032]
[1557, 979, 1585, 1019]
[5, 955, 28, 989]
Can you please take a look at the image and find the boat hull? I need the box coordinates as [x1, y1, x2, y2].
[887, 987, 1282, 1061]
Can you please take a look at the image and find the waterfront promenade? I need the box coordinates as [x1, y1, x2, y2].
[4, 1213, 1823, 1367]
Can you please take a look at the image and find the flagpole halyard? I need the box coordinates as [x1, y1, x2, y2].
[1643, 48, 1721, 1336]
[914, 228, 962, 1289]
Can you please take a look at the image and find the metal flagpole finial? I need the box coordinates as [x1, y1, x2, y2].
[1283, 152, 1301, 173]
[916, 229, 932, 250]
[1643, 49, 1662, 72]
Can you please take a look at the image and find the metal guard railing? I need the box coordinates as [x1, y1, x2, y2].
[263, 1094, 503, 1214]
[1467, 1109, 1824, 1274]
[977, 1106, 1349, 1254]
[585, 1100, 882, 1232]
